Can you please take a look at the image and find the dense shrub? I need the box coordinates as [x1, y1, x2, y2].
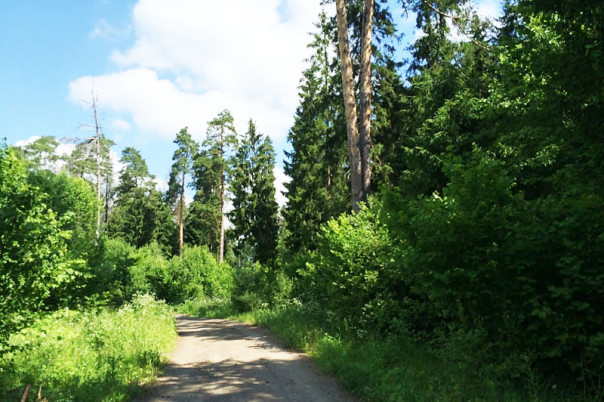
[0, 146, 84, 344]
[231, 262, 293, 311]
[296, 202, 400, 331]
[88, 241, 235, 305]
[385, 152, 604, 384]
[175, 245, 234, 302]
[86, 238, 138, 306]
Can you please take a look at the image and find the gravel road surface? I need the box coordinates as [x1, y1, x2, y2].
[136, 315, 355, 401]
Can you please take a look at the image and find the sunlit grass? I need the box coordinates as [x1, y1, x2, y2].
[0, 294, 176, 401]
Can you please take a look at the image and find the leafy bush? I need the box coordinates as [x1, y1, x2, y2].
[86, 238, 138, 306]
[385, 151, 604, 387]
[231, 262, 293, 311]
[88, 241, 235, 305]
[0, 146, 84, 344]
[178, 245, 234, 300]
[0, 294, 176, 401]
[296, 202, 399, 331]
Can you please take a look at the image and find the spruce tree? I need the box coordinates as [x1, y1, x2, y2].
[228, 120, 279, 266]
[283, 12, 350, 255]
[108, 147, 176, 252]
[186, 143, 222, 254]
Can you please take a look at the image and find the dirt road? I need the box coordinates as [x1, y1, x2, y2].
[137, 315, 355, 401]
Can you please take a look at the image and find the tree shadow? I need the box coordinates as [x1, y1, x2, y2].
[134, 316, 354, 401]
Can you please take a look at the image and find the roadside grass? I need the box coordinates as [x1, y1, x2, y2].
[0, 294, 176, 402]
[177, 297, 583, 401]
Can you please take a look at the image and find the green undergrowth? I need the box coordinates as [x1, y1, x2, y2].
[0, 294, 176, 402]
[178, 298, 587, 401]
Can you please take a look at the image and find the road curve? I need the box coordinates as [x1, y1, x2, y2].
[136, 315, 355, 401]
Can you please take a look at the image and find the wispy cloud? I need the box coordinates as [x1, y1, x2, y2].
[90, 19, 131, 41]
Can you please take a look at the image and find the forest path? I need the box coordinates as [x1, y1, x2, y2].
[136, 315, 355, 401]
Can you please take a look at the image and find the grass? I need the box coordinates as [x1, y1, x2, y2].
[0, 294, 177, 401]
[177, 297, 590, 401]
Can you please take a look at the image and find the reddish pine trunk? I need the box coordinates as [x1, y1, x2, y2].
[359, 0, 374, 201]
[335, 0, 363, 212]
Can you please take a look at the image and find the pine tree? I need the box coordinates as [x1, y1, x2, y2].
[22, 136, 64, 171]
[168, 127, 198, 259]
[115, 147, 154, 196]
[202, 110, 237, 264]
[228, 120, 279, 266]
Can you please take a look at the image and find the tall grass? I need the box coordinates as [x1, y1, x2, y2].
[0, 294, 176, 401]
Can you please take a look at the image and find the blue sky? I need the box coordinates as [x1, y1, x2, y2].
[1, 0, 500, 203]
[1, 1, 135, 141]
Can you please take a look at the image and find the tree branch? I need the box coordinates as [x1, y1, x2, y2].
[420, 0, 491, 51]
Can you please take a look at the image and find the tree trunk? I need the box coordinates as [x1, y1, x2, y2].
[219, 127, 225, 264]
[179, 173, 185, 260]
[219, 169, 225, 264]
[335, 0, 363, 212]
[359, 0, 374, 201]
[93, 99, 102, 239]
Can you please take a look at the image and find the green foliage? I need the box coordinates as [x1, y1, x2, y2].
[86, 238, 138, 306]
[167, 127, 198, 207]
[186, 110, 237, 254]
[26, 170, 99, 307]
[383, 148, 604, 387]
[0, 146, 83, 343]
[108, 187, 176, 252]
[114, 147, 154, 196]
[21, 136, 64, 171]
[296, 202, 398, 331]
[87, 239, 234, 305]
[283, 12, 350, 255]
[0, 294, 176, 401]
[27, 170, 97, 261]
[176, 246, 234, 302]
[187, 301, 574, 401]
[231, 262, 293, 312]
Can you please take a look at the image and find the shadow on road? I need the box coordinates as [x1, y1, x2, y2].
[135, 316, 354, 402]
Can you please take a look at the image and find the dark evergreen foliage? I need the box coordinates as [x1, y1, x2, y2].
[228, 120, 280, 265]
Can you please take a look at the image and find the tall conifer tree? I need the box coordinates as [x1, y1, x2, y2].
[229, 120, 279, 265]
[203, 110, 237, 263]
[284, 12, 350, 254]
[168, 127, 198, 259]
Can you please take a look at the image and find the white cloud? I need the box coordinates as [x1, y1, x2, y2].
[476, 0, 502, 23]
[91, 19, 131, 41]
[153, 176, 169, 193]
[273, 165, 291, 208]
[15, 136, 40, 147]
[55, 142, 75, 157]
[110, 118, 132, 132]
[70, 0, 323, 144]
